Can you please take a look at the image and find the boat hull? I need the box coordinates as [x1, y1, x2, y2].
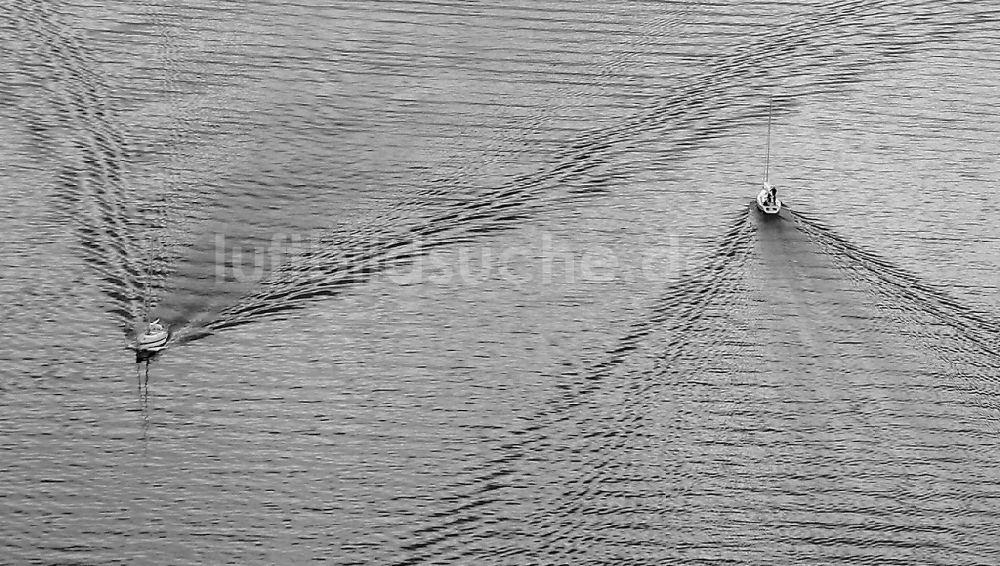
[755, 189, 781, 215]
[132, 330, 170, 362]
[138, 333, 169, 350]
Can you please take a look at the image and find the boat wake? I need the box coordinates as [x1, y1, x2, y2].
[382, 201, 1000, 562]
[791, 210, 1000, 368]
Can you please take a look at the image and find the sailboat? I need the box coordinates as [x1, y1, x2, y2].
[755, 99, 782, 215]
[136, 319, 169, 354]
[130, 241, 170, 362]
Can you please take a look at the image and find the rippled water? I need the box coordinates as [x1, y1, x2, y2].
[2, 0, 1000, 563]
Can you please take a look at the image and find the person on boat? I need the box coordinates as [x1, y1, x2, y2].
[769, 185, 777, 204]
[146, 319, 163, 334]
[761, 183, 775, 205]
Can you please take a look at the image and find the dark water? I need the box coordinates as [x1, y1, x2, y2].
[2, 0, 1000, 563]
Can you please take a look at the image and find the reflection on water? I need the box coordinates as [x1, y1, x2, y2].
[2, 0, 1000, 563]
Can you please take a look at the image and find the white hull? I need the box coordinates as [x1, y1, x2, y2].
[755, 188, 781, 215]
[137, 331, 169, 352]
[130, 320, 171, 359]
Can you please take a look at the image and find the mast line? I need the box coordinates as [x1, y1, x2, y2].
[764, 97, 772, 185]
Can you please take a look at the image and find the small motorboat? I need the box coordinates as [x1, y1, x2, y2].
[138, 319, 169, 350]
[133, 319, 170, 362]
[756, 182, 781, 215]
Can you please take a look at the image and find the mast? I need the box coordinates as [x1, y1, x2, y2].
[763, 97, 772, 186]
[143, 239, 152, 323]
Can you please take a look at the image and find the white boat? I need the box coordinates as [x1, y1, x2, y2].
[756, 182, 781, 215]
[754, 98, 782, 216]
[132, 242, 171, 362]
[137, 319, 169, 352]
[132, 319, 170, 364]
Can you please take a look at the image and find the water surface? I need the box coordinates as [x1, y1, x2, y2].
[2, 0, 1000, 563]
